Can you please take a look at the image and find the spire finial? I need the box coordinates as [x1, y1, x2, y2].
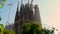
[28, 0, 30, 7]
[28, 0, 29, 3]
[18, 1, 19, 4]
[31, 0, 33, 4]
[17, 1, 19, 9]
[18, 2, 19, 6]
[21, 0, 23, 5]
[16, 1, 19, 12]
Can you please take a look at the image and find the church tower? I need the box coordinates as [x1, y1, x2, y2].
[14, 2, 21, 34]
[24, 0, 34, 23]
[14, 0, 25, 34]
[19, 0, 24, 29]
[34, 5, 42, 24]
[14, 0, 42, 34]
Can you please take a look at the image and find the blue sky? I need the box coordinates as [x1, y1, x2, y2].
[0, 0, 41, 26]
[1, 0, 60, 34]
[0, 0, 17, 25]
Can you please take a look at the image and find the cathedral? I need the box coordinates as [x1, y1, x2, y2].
[13, 0, 42, 34]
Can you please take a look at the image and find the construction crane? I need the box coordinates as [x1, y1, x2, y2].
[6, 2, 12, 25]
[6, 0, 20, 25]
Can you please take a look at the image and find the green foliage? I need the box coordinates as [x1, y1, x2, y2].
[0, 24, 4, 34]
[3, 0, 6, 3]
[3, 29, 15, 34]
[22, 22, 54, 34]
[0, 24, 4, 32]
[41, 28, 50, 34]
[22, 23, 42, 34]
[3, 29, 9, 34]
[0, 0, 6, 8]
[0, 24, 15, 34]
[2, 29, 15, 34]
[41, 28, 54, 34]
[8, 30, 15, 34]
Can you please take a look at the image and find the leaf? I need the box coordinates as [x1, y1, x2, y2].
[3, 0, 6, 3]
[1, 3, 4, 8]
[0, 0, 6, 8]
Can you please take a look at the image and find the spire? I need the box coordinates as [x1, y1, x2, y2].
[31, 0, 33, 6]
[21, 0, 23, 6]
[31, 0, 33, 3]
[28, 0, 30, 7]
[30, 0, 34, 10]
[16, 2, 19, 13]
[17, 2, 19, 12]
[30, 0, 34, 6]
[28, 0, 29, 4]
[16, 2, 19, 14]
[15, 2, 20, 21]
[17, 2, 19, 9]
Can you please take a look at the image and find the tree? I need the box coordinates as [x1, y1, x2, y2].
[22, 22, 54, 34]
[0, 0, 6, 8]
[3, 29, 15, 34]
[8, 30, 15, 34]
[0, 24, 4, 34]
[22, 22, 42, 34]
[3, 29, 9, 34]
[0, 24, 15, 34]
